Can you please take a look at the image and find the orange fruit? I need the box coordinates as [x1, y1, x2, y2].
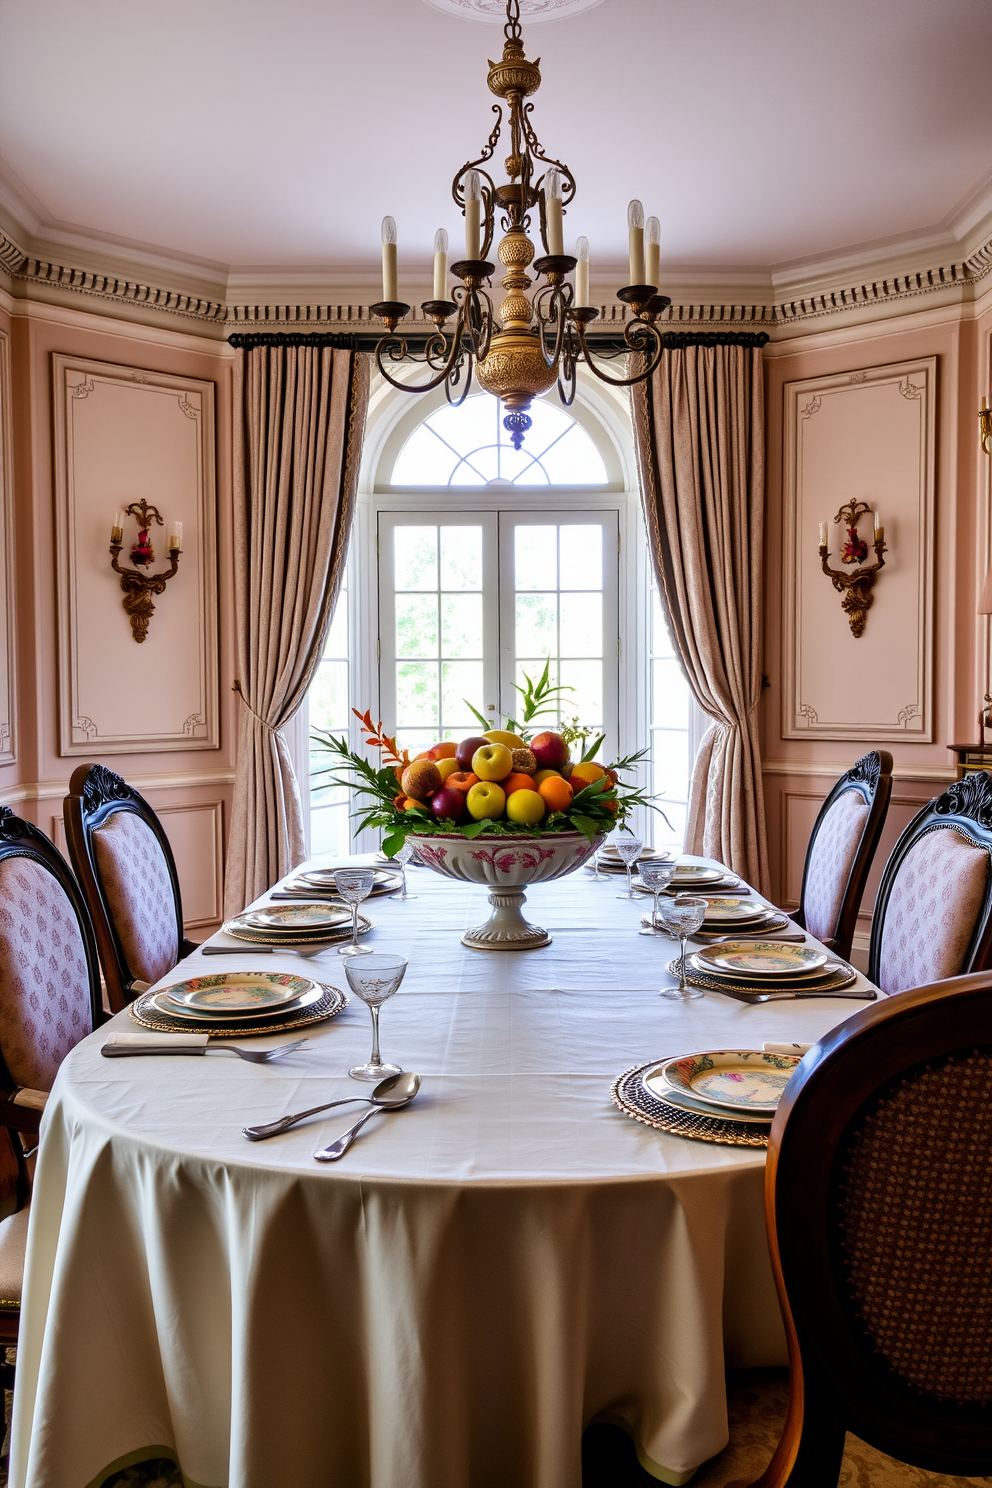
[392, 793, 407, 810]
[502, 772, 537, 795]
[537, 776, 573, 813]
[446, 771, 479, 794]
[570, 762, 606, 788]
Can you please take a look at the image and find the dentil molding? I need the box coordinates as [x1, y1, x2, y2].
[2, 221, 992, 333]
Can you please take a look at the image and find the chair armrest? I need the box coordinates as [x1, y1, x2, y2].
[180, 937, 200, 958]
[0, 1099, 42, 1137]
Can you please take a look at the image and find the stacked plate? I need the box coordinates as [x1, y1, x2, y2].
[632, 862, 745, 895]
[127, 971, 347, 1037]
[288, 867, 402, 898]
[675, 939, 858, 999]
[612, 1048, 803, 1147]
[222, 901, 374, 947]
[693, 897, 789, 936]
[589, 846, 670, 875]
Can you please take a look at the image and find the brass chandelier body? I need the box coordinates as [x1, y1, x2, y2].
[369, 0, 671, 449]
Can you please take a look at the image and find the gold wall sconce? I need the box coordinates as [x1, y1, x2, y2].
[980, 397, 992, 456]
[109, 500, 182, 643]
[818, 499, 887, 638]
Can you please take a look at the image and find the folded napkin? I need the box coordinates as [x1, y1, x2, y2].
[104, 1032, 209, 1051]
[762, 1041, 812, 1056]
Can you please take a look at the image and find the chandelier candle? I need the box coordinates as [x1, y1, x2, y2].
[628, 200, 645, 287]
[544, 168, 564, 257]
[381, 216, 398, 303]
[646, 216, 660, 289]
[575, 237, 589, 307]
[433, 229, 448, 301]
[464, 171, 481, 259]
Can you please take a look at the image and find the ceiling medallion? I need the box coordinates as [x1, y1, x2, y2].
[371, 0, 668, 449]
[423, 0, 603, 22]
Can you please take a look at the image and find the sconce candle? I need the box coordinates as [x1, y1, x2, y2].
[111, 510, 124, 544]
[819, 521, 827, 548]
[169, 521, 183, 551]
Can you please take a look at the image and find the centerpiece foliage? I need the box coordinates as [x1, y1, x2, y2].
[311, 662, 657, 857]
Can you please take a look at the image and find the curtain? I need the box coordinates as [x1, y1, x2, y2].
[631, 334, 769, 892]
[225, 338, 369, 916]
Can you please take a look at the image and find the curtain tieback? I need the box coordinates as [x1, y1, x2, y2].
[232, 679, 281, 735]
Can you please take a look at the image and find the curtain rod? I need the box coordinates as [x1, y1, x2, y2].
[227, 329, 770, 353]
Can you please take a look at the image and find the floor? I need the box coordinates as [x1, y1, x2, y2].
[4, 1370, 990, 1486]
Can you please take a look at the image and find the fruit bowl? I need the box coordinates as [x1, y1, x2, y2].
[407, 829, 606, 951]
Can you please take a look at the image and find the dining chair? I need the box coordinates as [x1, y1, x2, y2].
[64, 764, 197, 1012]
[868, 771, 992, 996]
[789, 750, 893, 959]
[744, 969, 992, 1488]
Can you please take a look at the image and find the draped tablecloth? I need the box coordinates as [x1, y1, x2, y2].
[10, 857, 877, 1488]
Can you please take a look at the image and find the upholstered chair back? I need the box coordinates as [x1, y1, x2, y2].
[64, 765, 195, 1012]
[755, 972, 992, 1488]
[0, 808, 103, 1095]
[794, 751, 893, 959]
[869, 773, 992, 997]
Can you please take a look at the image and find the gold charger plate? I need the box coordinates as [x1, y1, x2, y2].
[612, 1063, 770, 1148]
[128, 982, 347, 1036]
[153, 982, 326, 1024]
[668, 958, 866, 1000]
[222, 913, 373, 946]
[641, 911, 792, 937]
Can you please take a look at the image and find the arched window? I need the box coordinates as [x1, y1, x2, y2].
[306, 385, 696, 857]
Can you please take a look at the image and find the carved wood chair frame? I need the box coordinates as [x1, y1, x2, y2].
[64, 764, 197, 1013]
[867, 771, 992, 988]
[751, 971, 992, 1488]
[792, 750, 893, 959]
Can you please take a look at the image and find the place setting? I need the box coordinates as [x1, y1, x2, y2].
[124, 969, 348, 1039]
[216, 867, 379, 956]
[612, 1047, 805, 1148]
[665, 936, 872, 1003]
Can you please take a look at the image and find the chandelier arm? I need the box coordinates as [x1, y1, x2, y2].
[373, 322, 468, 397]
[521, 107, 576, 204]
[556, 331, 578, 407]
[444, 354, 474, 409]
[534, 283, 570, 371]
[572, 317, 665, 388]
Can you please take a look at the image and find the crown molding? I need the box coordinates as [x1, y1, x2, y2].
[2, 209, 992, 339]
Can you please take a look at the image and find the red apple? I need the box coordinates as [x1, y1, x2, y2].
[530, 731, 569, 770]
[456, 735, 490, 771]
[431, 785, 468, 823]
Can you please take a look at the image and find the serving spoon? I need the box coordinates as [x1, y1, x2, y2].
[242, 1070, 420, 1141]
[314, 1073, 421, 1162]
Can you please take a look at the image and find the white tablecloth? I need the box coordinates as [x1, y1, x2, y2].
[10, 858, 876, 1488]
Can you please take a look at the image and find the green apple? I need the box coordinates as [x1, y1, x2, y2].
[484, 729, 526, 750]
[472, 743, 513, 781]
[466, 781, 506, 820]
[505, 789, 546, 826]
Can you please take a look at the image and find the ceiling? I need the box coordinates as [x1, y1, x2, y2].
[0, 0, 990, 291]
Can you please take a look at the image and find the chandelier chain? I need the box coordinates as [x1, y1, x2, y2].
[504, 0, 522, 43]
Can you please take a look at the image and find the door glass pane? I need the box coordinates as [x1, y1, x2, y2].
[511, 521, 606, 734]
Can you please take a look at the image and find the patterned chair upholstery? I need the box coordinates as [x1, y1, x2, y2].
[749, 971, 992, 1488]
[64, 765, 197, 1013]
[869, 773, 992, 997]
[792, 751, 893, 959]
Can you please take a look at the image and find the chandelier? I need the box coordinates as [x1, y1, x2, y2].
[369, 0, 670, 449]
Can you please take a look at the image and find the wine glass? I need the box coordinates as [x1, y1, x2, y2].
[344, 953, 407, 1082]
[333, 868, 375, 956]
[614, 829, 644, 899]
[655, 894, 707, 1000]
[393, 840, 417, 901]
[638, 860, 676, 935]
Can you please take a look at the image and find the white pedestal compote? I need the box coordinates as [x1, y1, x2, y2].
[409, 829, 606, 950]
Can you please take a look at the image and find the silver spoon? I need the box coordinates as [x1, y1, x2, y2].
[242, 1069, 420, 1141]
[314, 1074, 422, 1162]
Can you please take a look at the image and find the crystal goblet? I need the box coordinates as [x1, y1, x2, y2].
[333, 868, 375, 956]
[394, 840, 417, 901]
[614, 830, 643, 899]
[638, 860, 676, 935]
[655, 894, 707, 999]
[344, 953, 407, 1081]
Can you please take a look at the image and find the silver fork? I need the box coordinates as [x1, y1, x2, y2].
[101, 1038, 310, 1064]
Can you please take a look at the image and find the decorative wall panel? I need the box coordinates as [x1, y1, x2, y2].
[0, 332, 15, 765]
[782, 358, 936, 741]
[156, 801, 224, 928]
[53, 355, 218, 754]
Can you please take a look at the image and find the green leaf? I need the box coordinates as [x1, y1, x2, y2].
[580, 733, 607, 763]
[463, 700, 491, 730]
[380, 830, 407, 858]
[460, 819, 490, 839]
[569, 813, 601, 839]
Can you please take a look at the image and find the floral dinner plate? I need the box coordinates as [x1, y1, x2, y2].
[642, 1065, 773, 1125]
[661, 1049, 802, 1114]
[700, 898, 770, 925]
[165, 971, 316, 1014]
[692, 940, 827, 977]
[242, 903, 352, 933]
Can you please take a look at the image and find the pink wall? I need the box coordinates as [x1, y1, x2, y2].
[760, 298, 992, 954]
[0, 298, 236, 932]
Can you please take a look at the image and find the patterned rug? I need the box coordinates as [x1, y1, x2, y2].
[4, 1368, 990, 1485]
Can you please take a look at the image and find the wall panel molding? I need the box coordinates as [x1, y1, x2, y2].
[782, 357, 936, 742]
[762, 759, 956, 783]
[52, 354, 219, 754]
[0, 768, 235, 806]
[0, 330, 15, 766]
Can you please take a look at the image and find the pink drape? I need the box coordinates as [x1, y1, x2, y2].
[225, 341, 369, 916]
[632, 338, 769, 892]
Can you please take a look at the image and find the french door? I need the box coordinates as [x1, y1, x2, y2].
[377, 509, 620, 758]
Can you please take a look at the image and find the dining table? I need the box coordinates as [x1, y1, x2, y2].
[9, 853, 878, 1488]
